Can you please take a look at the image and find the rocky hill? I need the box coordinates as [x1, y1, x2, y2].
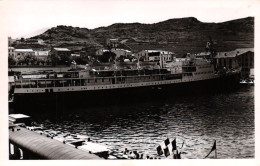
[16, 17, 254, 57]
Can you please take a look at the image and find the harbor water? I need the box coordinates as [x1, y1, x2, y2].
[18, 85, 254, 159]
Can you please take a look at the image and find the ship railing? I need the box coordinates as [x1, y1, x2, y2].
[14, 73, 183, 88]
[182, 72, 194, 74]
[182, 64, 196, 67]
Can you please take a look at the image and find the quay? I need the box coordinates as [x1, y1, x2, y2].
[9, 124, 102, 160]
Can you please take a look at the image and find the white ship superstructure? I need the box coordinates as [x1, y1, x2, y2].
[10, 57, 240, 94]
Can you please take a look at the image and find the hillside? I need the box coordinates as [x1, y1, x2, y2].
[15, 17, 254, 57]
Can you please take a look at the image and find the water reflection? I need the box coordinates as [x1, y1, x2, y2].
[31, 86, 254, 159]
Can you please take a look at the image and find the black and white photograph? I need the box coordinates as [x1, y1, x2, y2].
[0, 0, 259, 165]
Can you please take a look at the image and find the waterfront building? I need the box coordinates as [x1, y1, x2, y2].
[236, 48, 254, 79]
[14, 49, 35, 60]
[214, 48, 254, 78]
[160, 51, 175, 62]
[135, 50, 175, 68]
[50, 48, 71, 59]
[34, 50, 49, 61]
[8, 47, 15, 58]
[214, 51, 239, 70]
[111, 48, 132, 59]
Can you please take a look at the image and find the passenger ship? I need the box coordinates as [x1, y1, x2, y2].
[9, 56, 241, 109]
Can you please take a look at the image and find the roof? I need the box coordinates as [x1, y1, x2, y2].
[215, 48, 254, 59]
[112, 49, 131, 53]
[196, 52, 211, 56]
[143, 50, 174, 54]
[9, 114, 30, 119]
[53, 48, 71, 51]
[216, 51, 237, 58]
[235, 48, 254, 55]
[146, 50, 161, 53]
[8, 47, 15, 49]
[14, 49, 34, 52]
[160, 51, 174, 54]
[9, 127, 102, 159]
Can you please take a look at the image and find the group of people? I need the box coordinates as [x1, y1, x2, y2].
[122, 148, 163, 159]
[120, 147, 181, 159]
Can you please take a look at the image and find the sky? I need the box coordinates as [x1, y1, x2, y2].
[0, 0, 259, 38]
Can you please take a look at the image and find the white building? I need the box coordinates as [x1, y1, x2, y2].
[111, 48, 132, 59]
[135, 50, 175, 68]
[160, 51, 175, 62]
[34, 50, 49, 61]
[14, 49, 35, 60]
[8, 47, 15, 57]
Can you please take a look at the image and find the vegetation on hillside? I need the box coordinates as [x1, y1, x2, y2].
[9, 17, 254, 66]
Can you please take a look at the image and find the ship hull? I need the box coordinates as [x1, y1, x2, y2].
[12, 73, 240, 113]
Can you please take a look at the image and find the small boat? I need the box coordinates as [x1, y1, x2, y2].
[247, 80, 254, 86]
[9, 114, 32, 126]
[78, 142, 110, 158]
[26, 126, 43, 131]
[67, 139, 86, 147]
[240, 80, 247, 84]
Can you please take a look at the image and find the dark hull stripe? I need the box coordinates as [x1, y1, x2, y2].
[12, 73, 240, 113]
